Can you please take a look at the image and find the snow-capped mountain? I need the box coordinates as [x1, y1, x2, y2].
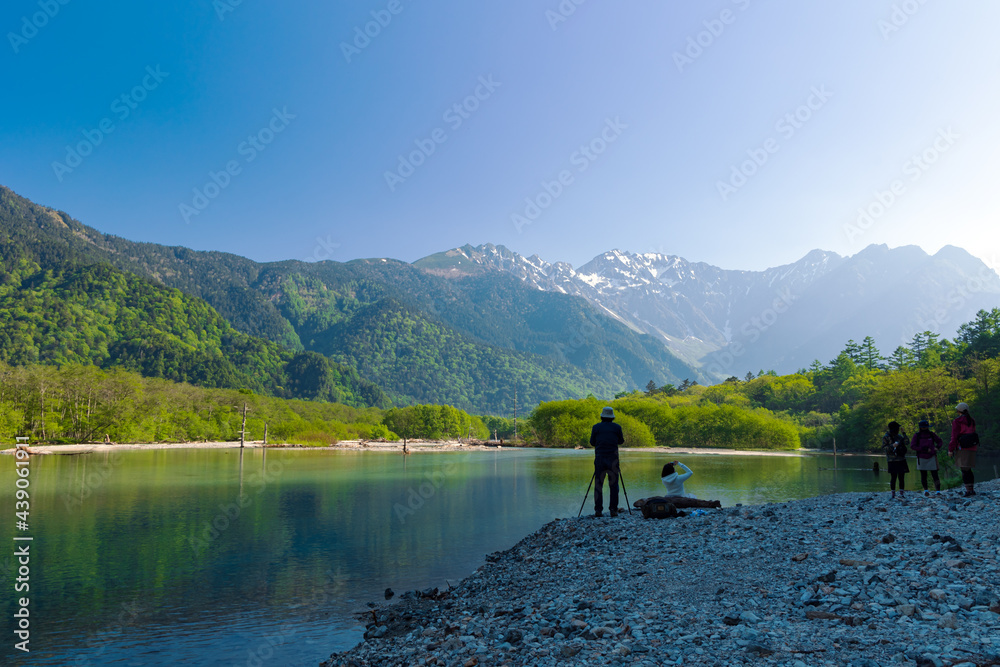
[415, 243, 1000, 379]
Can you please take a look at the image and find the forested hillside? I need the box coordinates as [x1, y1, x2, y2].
[0, 254, 388, 408]
[0, 186, 302, 349]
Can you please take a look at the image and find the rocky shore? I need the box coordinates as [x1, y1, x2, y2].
[324, 480, 1000, 667]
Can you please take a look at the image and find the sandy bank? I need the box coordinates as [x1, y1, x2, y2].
[0, 439, 509, 455]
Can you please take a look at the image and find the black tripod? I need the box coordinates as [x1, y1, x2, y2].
[577, 464, 632, 517]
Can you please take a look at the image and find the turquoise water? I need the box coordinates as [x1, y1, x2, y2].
[1, 447, 995, 665]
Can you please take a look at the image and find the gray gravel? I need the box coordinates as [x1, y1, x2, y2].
[323, 480, 1000, 666]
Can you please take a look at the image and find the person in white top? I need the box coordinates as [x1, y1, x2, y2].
[661, 461, 694, 498]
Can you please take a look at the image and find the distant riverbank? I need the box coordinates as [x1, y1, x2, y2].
[1, 440, 837, 456]
[0, 439, 502, 455]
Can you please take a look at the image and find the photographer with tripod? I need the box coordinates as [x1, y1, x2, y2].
[589, 406, 625, 517]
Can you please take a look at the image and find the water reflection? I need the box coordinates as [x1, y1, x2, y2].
[0, 448, 994, 665]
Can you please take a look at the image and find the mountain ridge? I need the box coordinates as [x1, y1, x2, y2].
[415, 242, 1000, 378]
[7, 184, 997, 395]
[0, 186, 704, 412]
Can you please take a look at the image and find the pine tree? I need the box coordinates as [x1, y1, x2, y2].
[860, 336, 884, 371]
[843, 339, 863, 365]
[888, 346, 915, 371]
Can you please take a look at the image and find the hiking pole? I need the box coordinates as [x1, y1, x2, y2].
[618, 466, 632, 515]
[577, 471, 596, 518]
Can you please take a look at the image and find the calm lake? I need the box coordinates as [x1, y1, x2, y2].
[2, 447, 996, 666]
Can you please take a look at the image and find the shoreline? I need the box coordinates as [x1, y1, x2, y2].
[0, 441, 864, 457]
[324, 479, 1000, 667]
[0, 440, 512, 455]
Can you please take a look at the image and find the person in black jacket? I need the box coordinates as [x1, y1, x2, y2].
[590, 406, 625, 517]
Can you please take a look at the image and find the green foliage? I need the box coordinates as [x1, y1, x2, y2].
[0, 260, 388, 408]
[837, 368, 965, 450]
[0, 361, 389, 445]
[529, 395, 796, 450]
[480, 414, 516, 440]
[615, 413, 656, 448]
[529, 398, 603, 447]
[382, 404, 489, 441]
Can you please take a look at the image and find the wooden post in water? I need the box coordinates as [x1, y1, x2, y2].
[513, 385, 518, 442]
[833, 437, 837, 470]
[263, 423, 268, 446]
[239, 403, 249, 449]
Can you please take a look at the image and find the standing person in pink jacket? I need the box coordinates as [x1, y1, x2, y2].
[911, 420, 944, 496]
[949, 402, 979, 497]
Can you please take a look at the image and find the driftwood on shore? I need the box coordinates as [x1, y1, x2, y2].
[633, 496, 723, 509]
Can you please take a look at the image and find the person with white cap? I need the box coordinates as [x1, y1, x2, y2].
[590, 406, 624, 517]
[948, 402, 979, 496]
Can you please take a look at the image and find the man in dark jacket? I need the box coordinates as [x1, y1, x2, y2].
[590, 406, 625, 517]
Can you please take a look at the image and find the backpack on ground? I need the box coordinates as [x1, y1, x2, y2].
[640, 497, 677, 519]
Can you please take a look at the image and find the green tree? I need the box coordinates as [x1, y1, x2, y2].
[860, 336, 885, 371]
[843, 339, 863, 365]
[888, 346, 916, 371]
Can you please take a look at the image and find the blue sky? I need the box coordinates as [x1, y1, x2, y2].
[2, 0, 999, 271]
